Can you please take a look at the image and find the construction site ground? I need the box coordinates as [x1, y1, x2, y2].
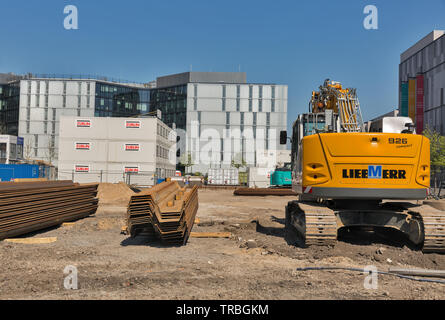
[1, 185, 445, 300]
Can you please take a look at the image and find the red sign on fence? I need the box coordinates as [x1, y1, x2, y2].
[124, 166, 139, 173]
[75, 165, 90, 173]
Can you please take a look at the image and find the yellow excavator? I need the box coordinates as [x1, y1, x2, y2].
[281, 79, 445, 252]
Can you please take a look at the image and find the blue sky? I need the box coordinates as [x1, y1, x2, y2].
[0, 0, 444, 130]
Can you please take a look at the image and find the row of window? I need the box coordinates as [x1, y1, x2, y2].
[27, 80, 92, 96]
[156, 145, 170, 159]
[157, 123, 170, 140]
[155, 168, 176, 179]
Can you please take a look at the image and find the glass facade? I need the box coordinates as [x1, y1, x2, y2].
[0, 82, 20, 136]
[149, 85, 187, 129]
[94, 82, 150, 117]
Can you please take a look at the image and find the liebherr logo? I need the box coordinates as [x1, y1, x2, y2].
[342, 165, 407, 179]
[368, 165, 382, 179]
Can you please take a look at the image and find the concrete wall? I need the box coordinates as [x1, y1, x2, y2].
[58, 116, 176, 184]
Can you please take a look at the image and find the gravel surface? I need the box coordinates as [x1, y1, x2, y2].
[0, 187, 444, 300]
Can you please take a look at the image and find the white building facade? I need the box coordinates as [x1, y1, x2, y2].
[1, 76, 151, 166]
[58, 116, 176, 185]
[150, 72, 288, 174]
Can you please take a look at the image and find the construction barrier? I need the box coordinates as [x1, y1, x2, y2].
[127, 181, 199, 245]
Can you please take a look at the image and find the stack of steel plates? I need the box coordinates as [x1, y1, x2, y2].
[127, 181, 199, 245]
[0, 181, 98, 240]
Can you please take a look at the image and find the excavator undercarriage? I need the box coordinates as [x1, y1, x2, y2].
[285, 199, 445, 253]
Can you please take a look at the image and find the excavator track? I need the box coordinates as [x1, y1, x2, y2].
[410, 205, 445, 253]
[286, 201, 337, 247]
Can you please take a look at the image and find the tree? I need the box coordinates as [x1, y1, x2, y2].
[231, 153, 247, 170]
[423, 127, 445, 171]
[179, 152, 194, 174]
[45, 138, 57, 166]
[23, 137, 34, 162]
[423, 127, 445, 192]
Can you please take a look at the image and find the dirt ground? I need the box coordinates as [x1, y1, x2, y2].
[1, 187, 445, 300]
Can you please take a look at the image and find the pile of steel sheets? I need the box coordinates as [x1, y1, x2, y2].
[127, 181, 199, 245]
[0, 180, 98, 240]
[234, 187, 298, 196]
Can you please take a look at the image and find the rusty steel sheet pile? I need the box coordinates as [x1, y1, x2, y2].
[127, 181, 199, 245]
[233, 187, 298, 196]
[0, 180, 98, 240]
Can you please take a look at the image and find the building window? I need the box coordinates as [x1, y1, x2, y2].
[34, 134, 38, 148]
[249, 99, 252, 112]
[44, 108, 48, 121]
[28, 81, 31, 94]
[77, 109, 81, 116]
[45, 95, 48, 108]
[259, 86, 263, 99]
[222, 98, 226, 111]
[45, 81, 49, 94]
[52, 109, 56, 121]
[36, 81, 40, 94]
[226, 112, 230, 125]
[52, 122, 56, 134]
[26, 121, 30, 133]
[259, 99, 262, 112]
[35, 95, 39, 108]
[26, 107, 30, 120]
[271, 86, 275, 99]
[253, 112, 257, 125]
[78, 96, 81, 108]
[194, 98, 197, 111]
[87, 82, 90, 95]
[194, 84, 198, 97]
[237, 85, 240, 98]
[63, 82, 67, 95]
[271, 99, 275, 112]
[240, 112, 244, 125]
[78, 82, 82, 95]
[222, 85, 226, 98]
[249, 85, 253, 99]
[44, 121, 47, 134]
[27, 94, 31, 107]
[63, 96, 66, 108]
[266, 112, 270, 126]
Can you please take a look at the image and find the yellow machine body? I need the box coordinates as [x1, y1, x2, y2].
[299, 132, 430, 199]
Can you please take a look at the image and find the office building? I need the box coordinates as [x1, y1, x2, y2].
[0, 75, 151, 165]
[150, 72, 288, 174]
[399, 30, 445, 135]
